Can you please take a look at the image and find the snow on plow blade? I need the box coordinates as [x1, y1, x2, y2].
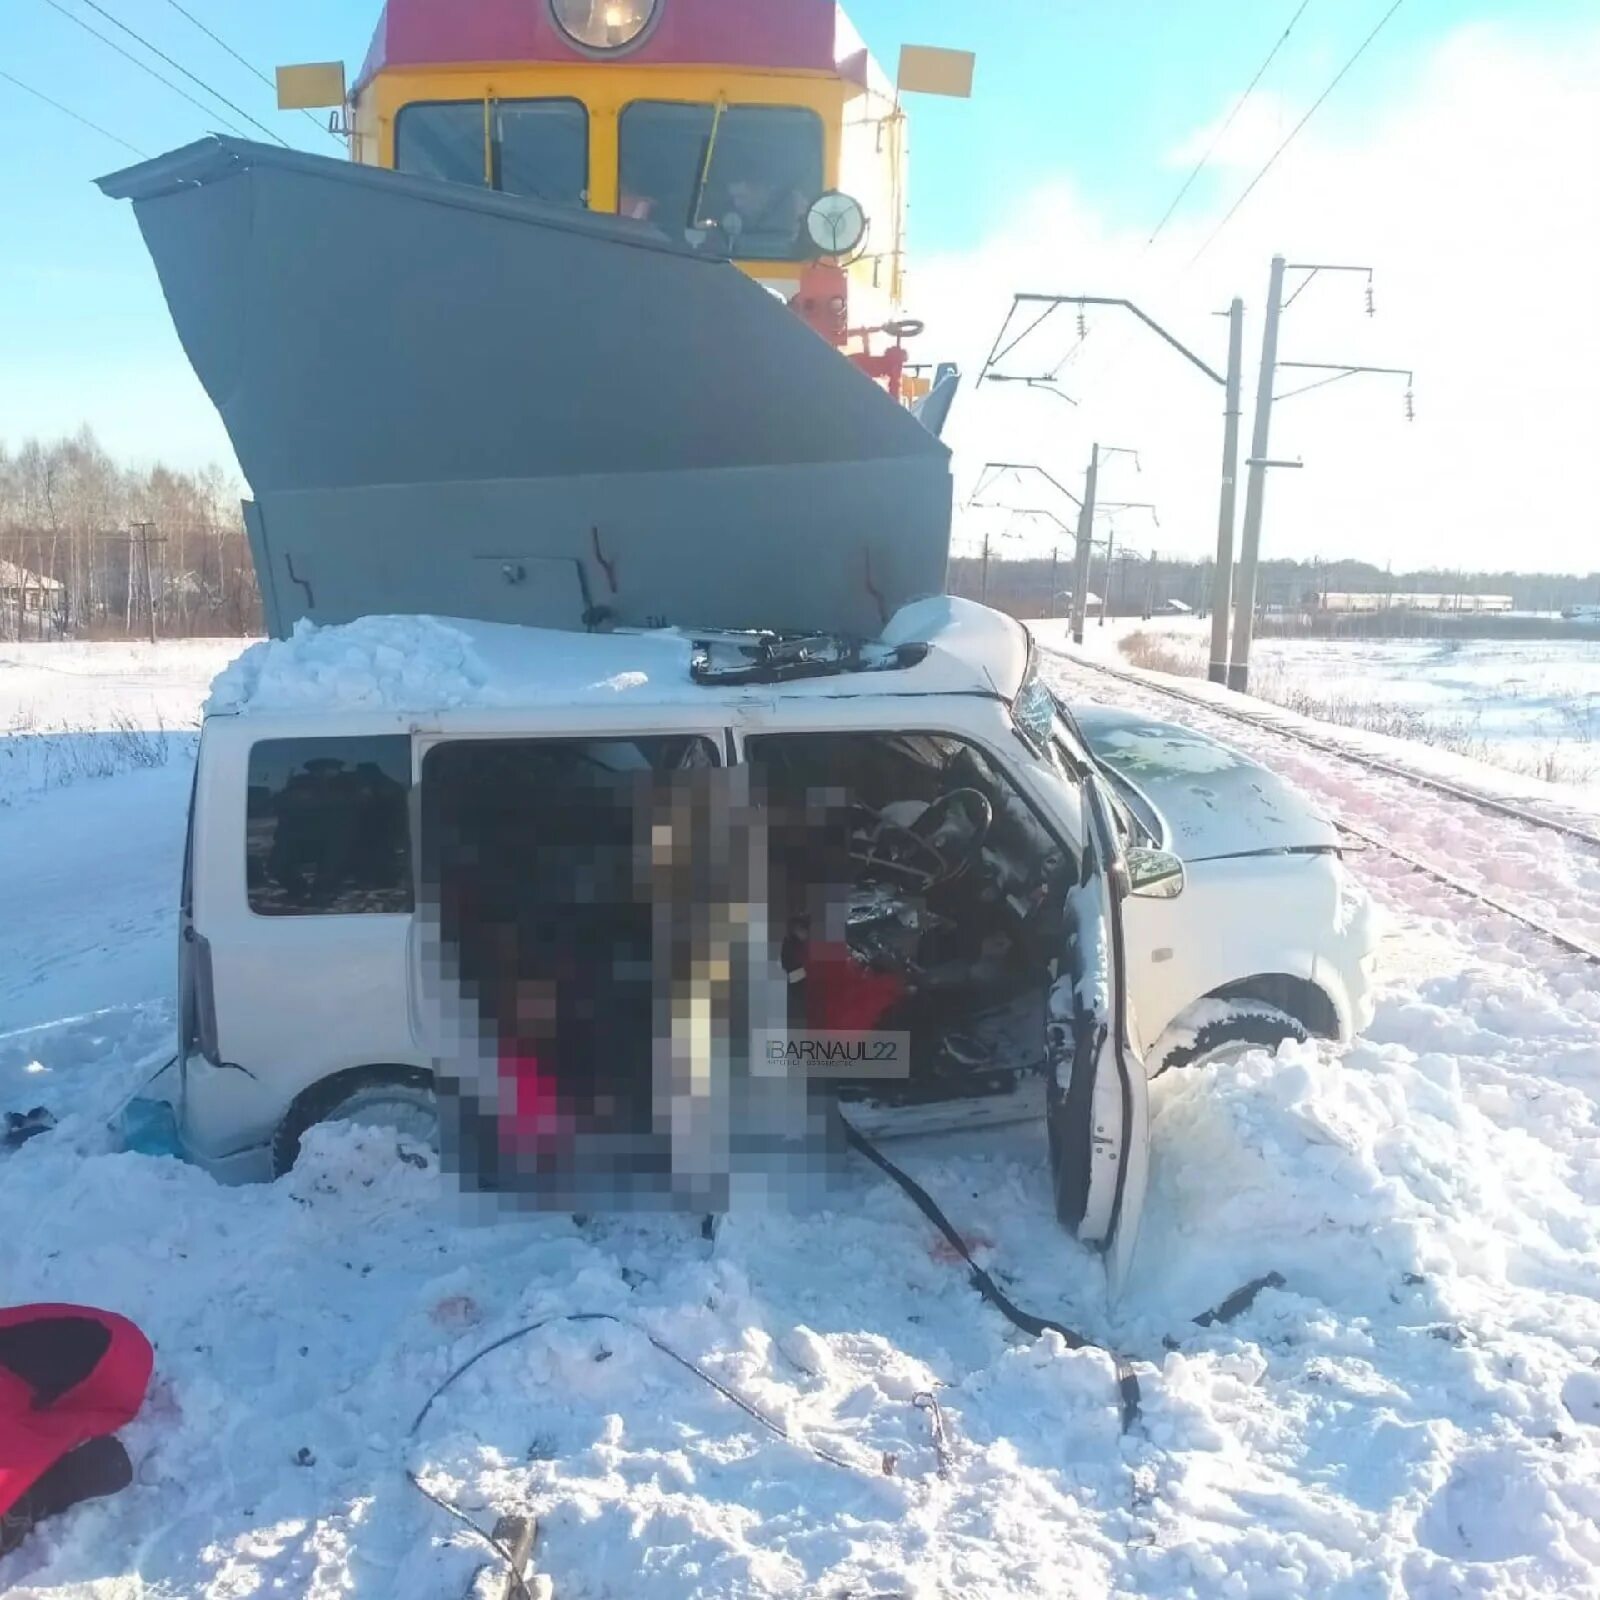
[97, 138, 952, 640]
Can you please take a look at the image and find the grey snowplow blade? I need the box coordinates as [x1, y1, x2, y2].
[97, 137, 951, 639]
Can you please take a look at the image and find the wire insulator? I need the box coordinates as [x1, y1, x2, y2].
[1076, 309, 1087, 338]
[1365, 284, 1376, 317]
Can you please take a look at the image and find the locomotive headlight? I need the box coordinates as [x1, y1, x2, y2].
[551, 0, 659, 52]
[805, 190, 868, 259]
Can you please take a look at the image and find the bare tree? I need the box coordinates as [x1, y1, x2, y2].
[0, 428, 260, 639]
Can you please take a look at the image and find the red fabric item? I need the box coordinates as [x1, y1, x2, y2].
[498, 1049, 574, 1148]
[0, 1305, 153, 1517]
[803, 941, 906, 1033]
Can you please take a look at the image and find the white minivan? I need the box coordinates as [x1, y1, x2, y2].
[127, 597, 1376, 1281]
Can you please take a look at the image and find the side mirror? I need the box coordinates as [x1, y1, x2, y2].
[1125, 845, 1185, 900]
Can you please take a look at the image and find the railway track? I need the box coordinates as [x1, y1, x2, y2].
[1061, 652, 1600, 851]
[1049, 648, 1600, 968]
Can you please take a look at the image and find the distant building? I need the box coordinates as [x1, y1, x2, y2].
[1317, 591, 1513, 615]
[0, 559, 66, 617]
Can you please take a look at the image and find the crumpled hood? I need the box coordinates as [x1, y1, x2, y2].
[1071, 704, 1340, 861]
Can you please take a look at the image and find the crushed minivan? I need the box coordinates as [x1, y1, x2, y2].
[101, 137, 1375, 1288]
[126, 598, 1376, 1288]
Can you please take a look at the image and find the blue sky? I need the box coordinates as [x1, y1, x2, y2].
[2, 0, 1596, 569]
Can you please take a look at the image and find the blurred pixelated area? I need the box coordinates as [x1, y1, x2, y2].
[415, 737, 857, 1214]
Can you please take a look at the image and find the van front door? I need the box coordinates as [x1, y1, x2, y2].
[1047, 774, 1150, 1292]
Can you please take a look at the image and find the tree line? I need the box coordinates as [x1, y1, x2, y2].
[950, 550, 1600, 624]
[0, 428, 260, 641]
[5, 429, 1597, 641]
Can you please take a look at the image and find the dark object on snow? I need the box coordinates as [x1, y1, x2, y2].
[2, 1109, 55, 1151]
[1192, 1271, 1287, 1330]
[0, 1305, 153, 1555]
[0, 1436, 132, 1555]
[838, 1114, 1145, 1433]
[490, 1514, 536, 1600]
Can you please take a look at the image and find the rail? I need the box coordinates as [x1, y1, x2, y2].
[1050, 648, 1600, 969]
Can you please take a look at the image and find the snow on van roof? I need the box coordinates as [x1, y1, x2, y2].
[204, 599, 1031, 718]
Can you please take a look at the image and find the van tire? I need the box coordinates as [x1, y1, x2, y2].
[271, 1066, 437, 1178]
[1155, 1004, 1307, 1077]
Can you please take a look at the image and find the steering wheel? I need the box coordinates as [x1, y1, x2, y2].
[909, 788, 993, 882]
[849, 788, 993, 892]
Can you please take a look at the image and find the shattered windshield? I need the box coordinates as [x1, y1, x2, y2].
[618, 102, 823, 261]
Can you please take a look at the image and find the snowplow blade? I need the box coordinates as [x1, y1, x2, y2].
[97, 137, 952, 640]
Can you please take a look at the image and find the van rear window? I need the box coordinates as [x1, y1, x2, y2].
[246, 737, 412, 915]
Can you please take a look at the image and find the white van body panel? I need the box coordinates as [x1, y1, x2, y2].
[1122, 852, 1375, 1050]
[186, 715, 425, 1165]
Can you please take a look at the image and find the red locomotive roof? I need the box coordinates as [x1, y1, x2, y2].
[356, 0, 850, 91]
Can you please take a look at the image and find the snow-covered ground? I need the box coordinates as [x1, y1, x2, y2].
[1249, 636, 1600, 754]
[2, 640, 1599, 1598]
[1083, 620, 1600, 796]
[0, 640, 249, 810]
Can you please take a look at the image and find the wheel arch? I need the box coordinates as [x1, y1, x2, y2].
[1205, 973, 1340, 1040]
[271, 1061, 437, 1177]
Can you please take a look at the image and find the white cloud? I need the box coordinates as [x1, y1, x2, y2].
[1164, 90, 1297, 174]
[918, 21, 1600, 574]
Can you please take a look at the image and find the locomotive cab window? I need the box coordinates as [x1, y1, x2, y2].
[396, 99, 588, 206]
[618, 102, 823, 261]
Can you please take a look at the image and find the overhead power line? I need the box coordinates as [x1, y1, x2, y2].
[0, 66, 148, 157]
[70, 0, 291, 145]
[1045, 1, 1313, 388]
[1191, 0, 1411, 264]
[1146, 0, 1314, 248]
[159, 0, 341, 145]
[38, 0, 249, 136]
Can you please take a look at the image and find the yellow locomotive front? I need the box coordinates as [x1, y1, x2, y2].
[281, 0, 970, 398]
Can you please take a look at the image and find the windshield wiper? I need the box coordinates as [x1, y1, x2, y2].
[685, 99, 727, 233]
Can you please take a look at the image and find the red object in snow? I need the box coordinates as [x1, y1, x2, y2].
[0, 1305, 153, 1518]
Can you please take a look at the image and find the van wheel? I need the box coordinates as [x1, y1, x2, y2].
[271, 1067, 438, 1177]
[1155, 1004, 1307, 1077]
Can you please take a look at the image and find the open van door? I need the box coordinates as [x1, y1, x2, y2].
[1047, 775, 1150, 1292]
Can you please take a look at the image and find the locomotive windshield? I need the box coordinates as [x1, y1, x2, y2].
[618, 102, 824, 261]
[396, 98, 589, 206]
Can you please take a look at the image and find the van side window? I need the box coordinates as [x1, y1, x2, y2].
[246, 737, 412, 916]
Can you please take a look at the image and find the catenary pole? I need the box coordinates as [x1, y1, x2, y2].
[1230, 256, 1286, 691]
[131, 521, 159, 644]
[1209, 298, 1245, 682]
[1070, 444, 1099, 645]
